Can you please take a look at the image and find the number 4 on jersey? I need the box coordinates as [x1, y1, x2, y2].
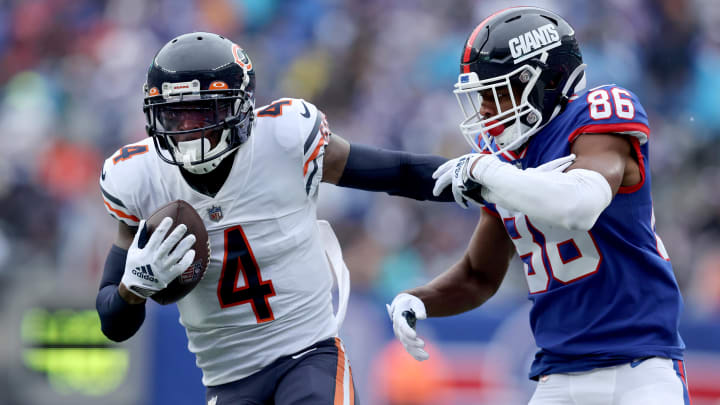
[113, 145, 149, 164]
[217, 226, 276, 323]
[257, 99, 292, 117]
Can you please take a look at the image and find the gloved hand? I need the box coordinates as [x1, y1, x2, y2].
[432, 154, 487, 208]
[386, 293, 429, 361]
[432, 153, 576, 209]
[121, 217, 196, 298]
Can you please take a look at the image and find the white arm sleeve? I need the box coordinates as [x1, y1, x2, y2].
[473, 157, 613, 231]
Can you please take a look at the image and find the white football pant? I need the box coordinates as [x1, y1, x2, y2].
[528, 357, 690, 405]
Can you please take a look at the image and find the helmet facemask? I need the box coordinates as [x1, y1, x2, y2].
[144, 83, 254, 174]
[454, 63, 544, 157]
[457, 7, 588, 159]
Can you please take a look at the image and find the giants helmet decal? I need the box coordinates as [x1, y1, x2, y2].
[143, 32, 256, 174]
[454, 7, 586, 157]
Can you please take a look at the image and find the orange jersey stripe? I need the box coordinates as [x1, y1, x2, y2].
[103, 199, 140, 222]
[303, 135, 326, 176]
[347, 359, 355, 405]
[333, 337, 351, 405]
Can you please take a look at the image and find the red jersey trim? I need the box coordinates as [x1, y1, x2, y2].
[567, 122, 650, 143]
[461, 8, 516, 72]
[482, 206, 500, 218]
[568, 123, 648, 194]
[617, 137, 645, 194]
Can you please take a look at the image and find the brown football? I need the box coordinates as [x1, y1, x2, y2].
[143, 200, 210, 305]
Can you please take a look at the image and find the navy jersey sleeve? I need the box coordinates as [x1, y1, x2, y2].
[481, 203, 501, 219]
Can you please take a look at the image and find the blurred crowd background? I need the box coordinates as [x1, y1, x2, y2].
[0, 0, 719, 404]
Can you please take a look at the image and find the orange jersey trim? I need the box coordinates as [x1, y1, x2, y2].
[333, 338, 354, 405]
[303, 135, 326, 176]
[103, 199, 140, 222]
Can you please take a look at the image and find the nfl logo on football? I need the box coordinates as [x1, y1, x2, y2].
[207, 205, 223, 222]
[182, 260, 204, 283]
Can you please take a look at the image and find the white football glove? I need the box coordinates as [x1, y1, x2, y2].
[386, 293, 429, 361]
[121, 217, 197, 298]
[432, 153, 576, 209]
[432, 154, 487, 208]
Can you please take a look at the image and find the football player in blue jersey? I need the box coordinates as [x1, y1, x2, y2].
[387, 7, 691, 405]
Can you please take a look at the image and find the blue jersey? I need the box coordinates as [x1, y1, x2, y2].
[484, 85, 685, 379]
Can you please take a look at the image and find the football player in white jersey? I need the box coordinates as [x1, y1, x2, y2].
[96, 33, 454, 404]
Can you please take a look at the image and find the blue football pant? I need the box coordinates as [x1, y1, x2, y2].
[205, 337, 358, 405]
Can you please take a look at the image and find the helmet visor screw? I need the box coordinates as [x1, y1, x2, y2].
[519, 70, 531, 83]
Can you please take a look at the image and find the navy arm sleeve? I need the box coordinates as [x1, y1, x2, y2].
[96, 245, 146, 342]
[337, 143, 454, 202]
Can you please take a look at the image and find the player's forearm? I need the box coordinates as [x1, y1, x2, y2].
[474, 158, 612, 230]
[405, 260, 499, 317]
[337, 143, 454, 202]
[96, 285, 146, 342]
[96, 245, 146, 342]
[118, 283, 147, 304]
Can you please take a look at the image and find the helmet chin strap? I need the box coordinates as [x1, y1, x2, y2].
[177, 138, 211, 165]
[547, 63, 587, 123]
[176, 136, 230, 174]
[494, 120, 532, 149]
[493, 63, 543, 151]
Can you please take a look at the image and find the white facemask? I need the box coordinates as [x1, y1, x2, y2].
[173, 129, 233, 174]
[454, 58, 587, 158]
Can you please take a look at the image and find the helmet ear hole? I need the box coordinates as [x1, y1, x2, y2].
[544, 71, 564, 90]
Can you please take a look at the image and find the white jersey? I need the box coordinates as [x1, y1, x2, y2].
[100, 98, 337, 386]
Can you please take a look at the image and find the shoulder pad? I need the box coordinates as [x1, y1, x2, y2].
[255, 98, 325, 152]
[99, 139, 155, 226]
[563, 84, 650, 145]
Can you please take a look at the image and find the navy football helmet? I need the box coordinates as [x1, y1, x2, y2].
[455, 7, 586, 155]
[144, 32, 255, 174]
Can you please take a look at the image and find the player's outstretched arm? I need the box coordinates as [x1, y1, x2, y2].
[387, 212, 514, 360]
[322, 133, 455, 202]
[435, 143, 625, 230]
[479, 134, 634, 230]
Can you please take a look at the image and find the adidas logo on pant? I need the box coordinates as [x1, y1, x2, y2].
[132, 265, 158, 283]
